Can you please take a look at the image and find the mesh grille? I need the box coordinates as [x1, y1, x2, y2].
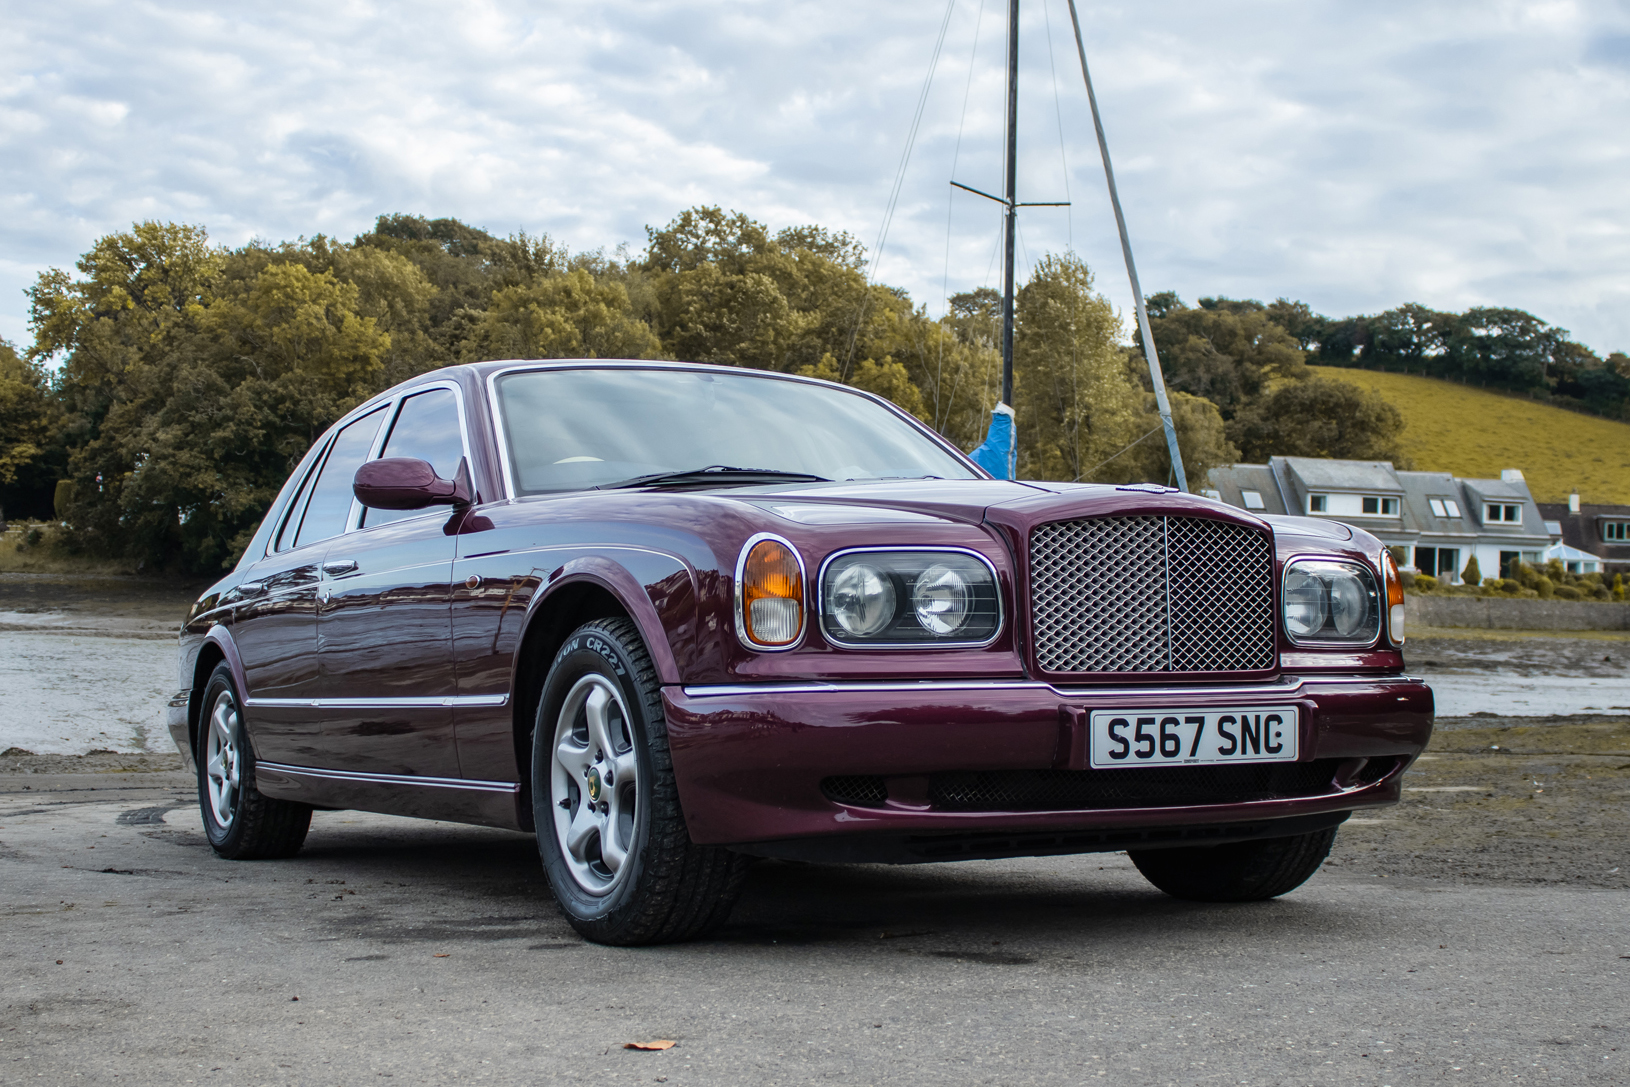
[929, 759, 1342, 812]
[822, 776, 889, 807]
[1030, 515, 1275, 673]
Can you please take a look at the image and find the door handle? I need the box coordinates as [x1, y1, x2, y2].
[238, 581, 267, 597]
[323, 560, 359, 577]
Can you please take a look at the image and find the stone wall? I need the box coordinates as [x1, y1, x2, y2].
[1408, 594, 1630, 631]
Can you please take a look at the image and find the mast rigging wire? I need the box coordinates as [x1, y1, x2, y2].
[1064, 0, 1189, 492]
[845, 0, 958, 382]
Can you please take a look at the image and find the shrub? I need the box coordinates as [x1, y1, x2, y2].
[1535, 576, 1555, 599]
[1460, 555, 1481, 587]
[1498, 578, 1523, 595]
[1545, 558, 1567, 582]
[1413, 573, 1439, 592]
[1399, 569, 1417, 589]
[1553, 584, 1582, 600]
[1616, 574, 1626, 602]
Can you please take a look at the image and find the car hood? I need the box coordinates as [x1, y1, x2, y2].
[725, 478, 1262, 533]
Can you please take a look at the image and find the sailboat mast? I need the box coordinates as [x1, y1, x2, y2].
[999, 0, 1019, 409]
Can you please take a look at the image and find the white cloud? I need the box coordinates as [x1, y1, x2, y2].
[0, 0, 1627, 354]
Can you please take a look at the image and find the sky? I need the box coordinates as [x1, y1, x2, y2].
[2, 0, 1628, 356]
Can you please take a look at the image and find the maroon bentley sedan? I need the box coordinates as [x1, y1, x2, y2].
[168, 360, 1432, 945]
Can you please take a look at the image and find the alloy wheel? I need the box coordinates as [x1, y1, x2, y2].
[549, 674, 640, 895]
[204, 689, 242, 828]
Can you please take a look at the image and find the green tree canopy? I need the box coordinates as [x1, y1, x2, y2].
[1225, 377, 1410, 465]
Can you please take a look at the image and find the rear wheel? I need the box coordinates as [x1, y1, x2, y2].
[196, 663, 312, 860]
[532, 618, 748, 945]
[1129, 827, 1338, 902]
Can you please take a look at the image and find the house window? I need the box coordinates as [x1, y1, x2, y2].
[1308, 495, 1327, 513]
[1241, 490, 1265, 510]
[1361, 496, 1400, 516]
[1445, 500, 1461, 518]
[1485, 503, 1522, 524]
[1362, 497, 1378, 514]
[1604, 522, 1629, 542]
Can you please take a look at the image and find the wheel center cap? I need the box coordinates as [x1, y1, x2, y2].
[585, 766, 602, 804]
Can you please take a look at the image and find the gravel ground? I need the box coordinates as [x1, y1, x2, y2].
[3, 578, 1629, 1084]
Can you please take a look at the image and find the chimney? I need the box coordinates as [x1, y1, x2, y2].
[1569, 492, 1580, 514]
[1500, 468, 1525, 483]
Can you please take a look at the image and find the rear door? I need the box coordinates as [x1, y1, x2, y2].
[312, 386, 467, 778]
[234, 406, 388, 766]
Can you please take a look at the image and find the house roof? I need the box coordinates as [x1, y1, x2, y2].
[1279, 457, 1402, 493]
[1535, 502, 1630, 567]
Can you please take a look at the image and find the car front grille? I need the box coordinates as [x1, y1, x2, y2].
[1029, 515, 1276, 674]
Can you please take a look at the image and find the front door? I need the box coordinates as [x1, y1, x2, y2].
[312, 388, 465, 779]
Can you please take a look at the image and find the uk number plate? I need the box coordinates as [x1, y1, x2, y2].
[1088, 707, 1299, 769]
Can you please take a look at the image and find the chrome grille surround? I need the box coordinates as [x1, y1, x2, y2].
[1029, 515, 1276, 674]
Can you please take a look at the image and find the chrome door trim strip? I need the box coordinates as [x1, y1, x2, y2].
[244, 694, 510, 709]
[257, 761, 518, 794]
[678, 675, 1420, 700]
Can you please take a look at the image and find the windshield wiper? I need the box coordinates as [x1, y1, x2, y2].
[595, 465, 831, 490]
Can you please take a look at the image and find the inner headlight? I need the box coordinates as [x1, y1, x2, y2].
[821, 550, 999, 646]
[828, 562, 896, 638]
[1282, 559, 1381, 645]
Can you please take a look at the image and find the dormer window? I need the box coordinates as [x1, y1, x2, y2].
[1428, 498, 1462, 518]
[1485, 503, 1522, 524]
[1605, 522, 1629, 542]
[1240, 490, 1265, 510]
[1308, 495, 1327, 513]
[1361, 497, 1400, 516]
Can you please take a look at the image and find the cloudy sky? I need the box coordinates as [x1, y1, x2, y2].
[3, 0, 1627, 355]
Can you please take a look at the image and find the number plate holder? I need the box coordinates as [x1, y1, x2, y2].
[1088, 707, 1300, 769]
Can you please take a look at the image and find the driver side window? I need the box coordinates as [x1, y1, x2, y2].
[362, 388, 468, 527]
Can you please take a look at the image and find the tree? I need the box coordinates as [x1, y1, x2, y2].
[0, 340, 61, 518]
[1461, 555, 1481, 587]
[458, 269, 662, 362]
[1225, 378, 1410, 465]
[1012, 254, 1147, 482]
[1137, 295, 1308, 418]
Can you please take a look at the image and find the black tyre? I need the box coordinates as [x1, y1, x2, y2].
[1129, 826, 1338, 902]
[196, 663, 312, 860]
[532, 618, 748, 945]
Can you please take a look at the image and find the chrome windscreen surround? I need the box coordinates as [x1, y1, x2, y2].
[1029, 515, 1277, 674]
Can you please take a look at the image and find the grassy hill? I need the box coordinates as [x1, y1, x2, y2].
[1312, 366, 1630, 504]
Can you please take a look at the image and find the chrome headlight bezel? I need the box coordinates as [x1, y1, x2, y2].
[1281, 557, 1383, 647]
[817, 547, 1003, 649]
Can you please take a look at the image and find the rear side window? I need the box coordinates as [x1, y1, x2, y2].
[273, 455, 321, 554]
[292, 407, 387, 549]
[362, 389, 467, 527]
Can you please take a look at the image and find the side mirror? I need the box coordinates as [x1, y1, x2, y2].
[353, 458, 470, 510]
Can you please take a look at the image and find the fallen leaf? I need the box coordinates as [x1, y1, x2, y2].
[433, 953, 450, 958]
[624, 1040, 676, 1051]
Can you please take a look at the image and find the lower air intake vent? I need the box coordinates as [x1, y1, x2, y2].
[929, 759, 1343, 812]
[822, 776, 889, 807]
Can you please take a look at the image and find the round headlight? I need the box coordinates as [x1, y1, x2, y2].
[1327, 570, 1370, 636]
[912, 563, 971, 635]
[1283, 567, 1328, 638]
[827, 562, 896, 637]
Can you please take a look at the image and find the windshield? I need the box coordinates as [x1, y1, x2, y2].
[494, 367, 977, 495]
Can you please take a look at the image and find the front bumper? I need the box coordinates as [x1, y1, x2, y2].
[663, 674, 1432, 855]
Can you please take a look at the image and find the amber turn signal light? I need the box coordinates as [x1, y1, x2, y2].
[1383, 549, 1406, 646]
[742, 538, 804, 646]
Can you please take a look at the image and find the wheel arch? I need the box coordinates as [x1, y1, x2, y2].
[190, 628, 250, 759]
[509, 572, 671, 833]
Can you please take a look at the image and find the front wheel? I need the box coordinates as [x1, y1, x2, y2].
[1129, 827, 1338, 902]
[532, 618, 748, 945]
[196, 663, 312, 859]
